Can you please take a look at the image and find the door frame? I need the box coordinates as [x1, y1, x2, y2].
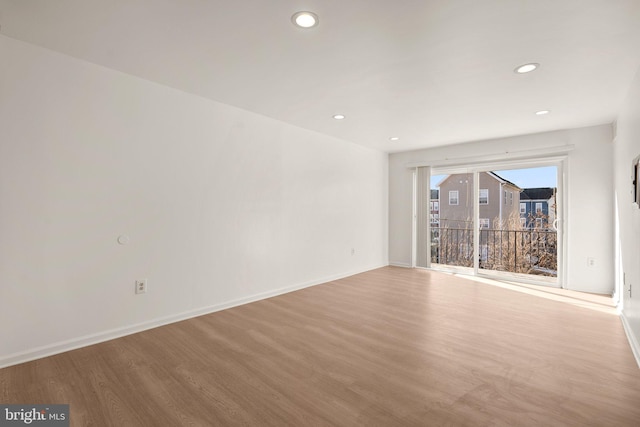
[414, 156, 568, 288]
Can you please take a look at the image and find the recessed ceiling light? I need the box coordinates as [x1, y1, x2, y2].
[389, 137, 400, 141]
[292, 11, 319, 28]
[535, 110, 550, 115]
[515, 63, 539, 74]
[332, 114, 345, 120]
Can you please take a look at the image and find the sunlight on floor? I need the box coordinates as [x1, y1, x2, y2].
[444, 272, 618, 315]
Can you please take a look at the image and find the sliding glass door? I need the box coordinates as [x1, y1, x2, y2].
[422, 161, 563, 287]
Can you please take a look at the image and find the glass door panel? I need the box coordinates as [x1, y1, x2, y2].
[478, 166, 558, 281]
[430, 173, 475, 270]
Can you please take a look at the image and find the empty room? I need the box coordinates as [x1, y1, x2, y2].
[1, 1, 640, 426]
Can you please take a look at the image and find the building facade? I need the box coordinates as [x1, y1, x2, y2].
[519, 187, 556, 229]
[437, 172, 522, 230]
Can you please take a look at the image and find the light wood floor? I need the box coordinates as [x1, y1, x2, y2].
[2, 267, 639, 426]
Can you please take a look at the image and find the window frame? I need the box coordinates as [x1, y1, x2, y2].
[449, 190, 459, 205]
[479, 189, 489, 205]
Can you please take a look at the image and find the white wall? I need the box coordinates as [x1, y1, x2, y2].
[0, 35, 388, 366]
[389, 124, 614, 294]
[613, 66, 640, 363]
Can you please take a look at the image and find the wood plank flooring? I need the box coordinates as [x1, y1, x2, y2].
[2, 267, 640, 426]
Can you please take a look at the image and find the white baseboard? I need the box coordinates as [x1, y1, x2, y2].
[620, 311, 640, 369]
[0, 264, 387, 369]
[389, 261, 412, 268]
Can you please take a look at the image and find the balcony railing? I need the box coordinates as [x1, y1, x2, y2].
[430, 226, 557, 277]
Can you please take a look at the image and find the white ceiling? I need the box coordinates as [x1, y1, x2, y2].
[1, 0, 639, 153]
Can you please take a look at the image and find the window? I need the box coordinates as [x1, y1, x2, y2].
[504, 190, 507, 204]
[430, 201, 439, 212]
[479, 189, 489, 205]
[520, 203, 526, 214]
[535, 202, 543, 214]
[449, 190, 459, 205]
[520, 217, 526, 228]
[479, 218, 490, 228]
[430, 213, 439, 224]
[509, 192, 513, 206]
[535, 218, 543, 228]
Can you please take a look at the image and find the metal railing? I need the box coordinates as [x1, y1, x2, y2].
[430, 226, 557, 276]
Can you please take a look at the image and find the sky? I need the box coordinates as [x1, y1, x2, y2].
[432, 166, 557, 189]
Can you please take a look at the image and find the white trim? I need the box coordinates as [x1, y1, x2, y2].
[406, 145, 575, 169]
[389, 262, 412, 268]
[620, 311, 640, 369]
[0, 264, 386, 369]
[558, 159, 568, 289]
[411, 170, 418, 268]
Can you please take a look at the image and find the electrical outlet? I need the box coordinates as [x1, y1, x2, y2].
[587, 257, 595, 267]
[135, 279, 147, 295]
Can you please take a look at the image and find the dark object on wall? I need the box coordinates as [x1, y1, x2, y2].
[634, 156, 640, 205]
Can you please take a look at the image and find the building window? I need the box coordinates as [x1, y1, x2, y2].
[430, 213, 439, 224]
[479, 218, 490, 228]
[449, 190, 459, 205]
[520, 217, 526, 228]
[535, 218, 543, 228]
[535, 202, 543, 213]
[520, 203, 526, 214]
[430, 201, 439, 212]
[479, 189, 489, 205]
[509, 192, 513, 206]
[504, 190, 507, 204]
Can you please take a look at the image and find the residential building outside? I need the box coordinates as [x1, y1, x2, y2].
[438, 172, 522, 229]
[429, 189, 439, 227]
[432, 173, 557, 277]
[520, 187, 557, 229]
